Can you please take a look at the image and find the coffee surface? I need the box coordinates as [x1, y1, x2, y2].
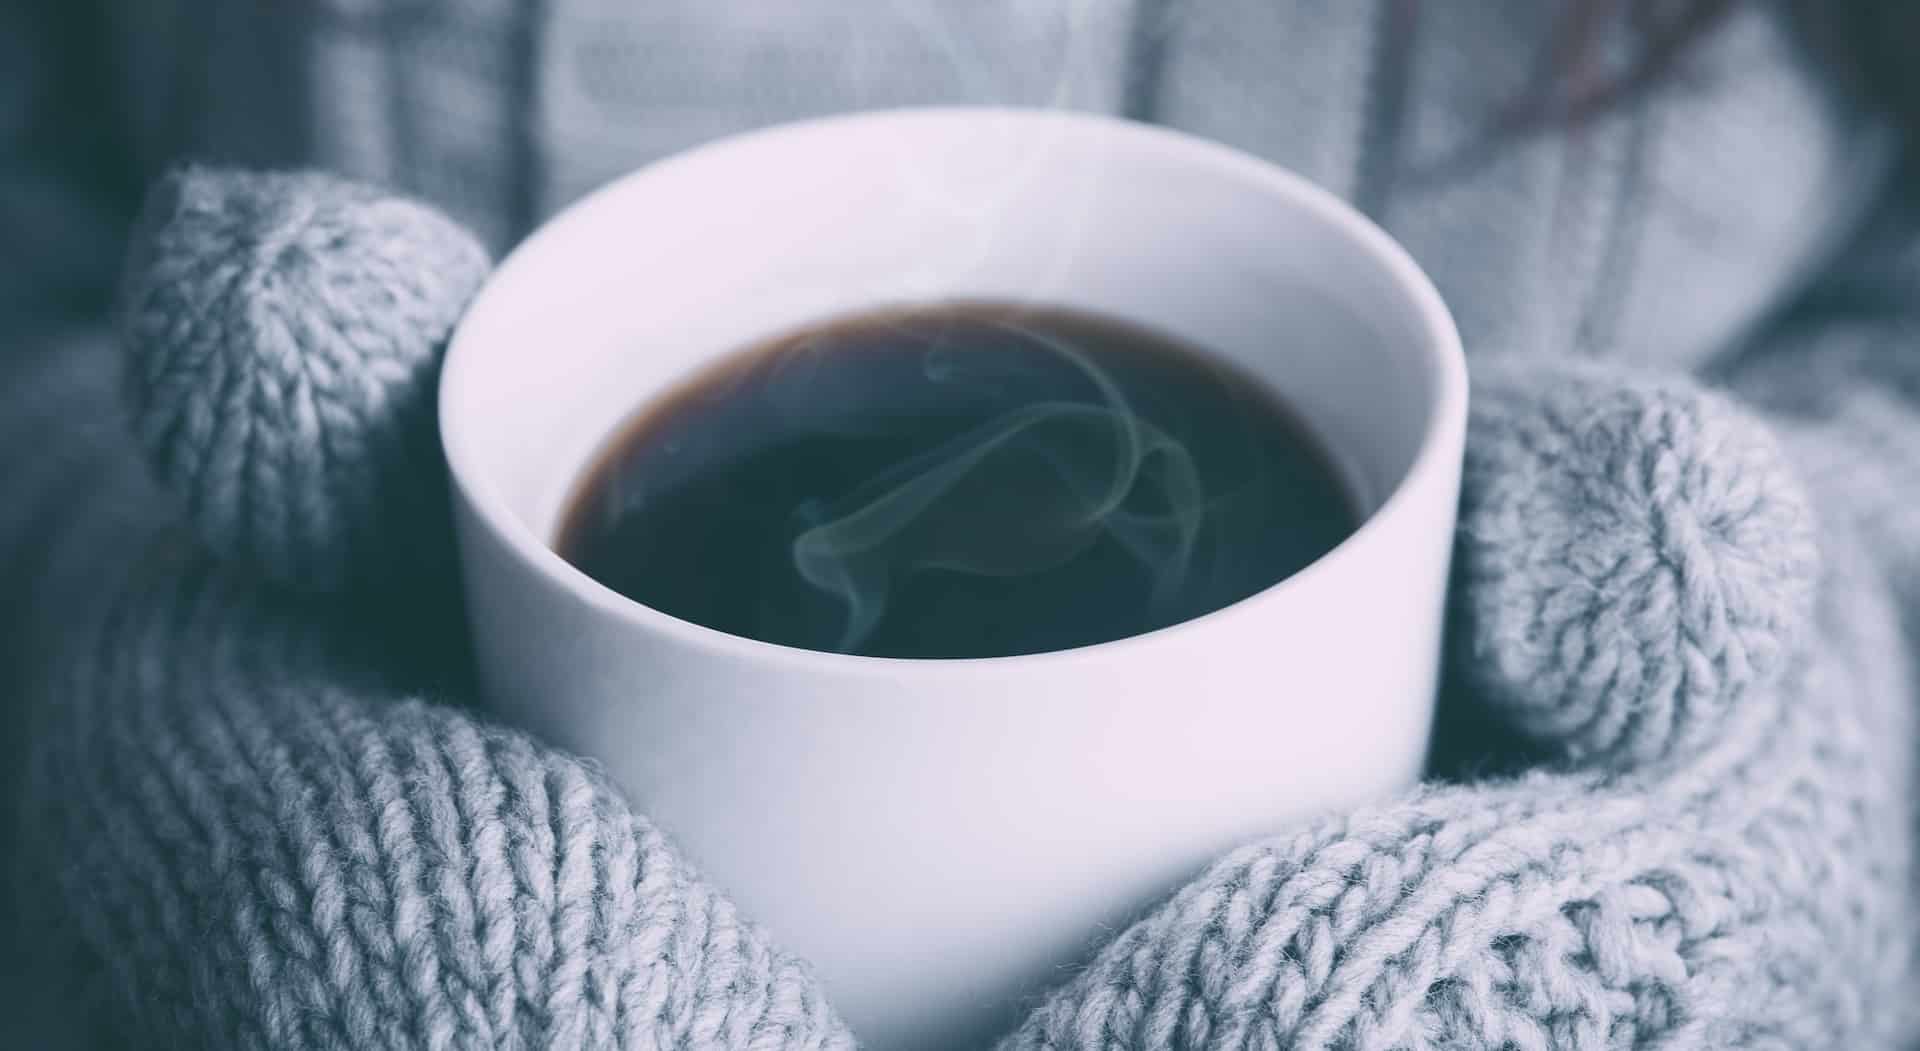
[556, 302, 1358, 658]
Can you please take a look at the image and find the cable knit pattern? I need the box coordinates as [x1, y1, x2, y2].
[2, 169, 1912, 1049]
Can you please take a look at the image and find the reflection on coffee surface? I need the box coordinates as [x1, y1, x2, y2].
[555, 302, 1359, 658]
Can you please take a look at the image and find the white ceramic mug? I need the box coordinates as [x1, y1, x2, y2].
[441, 107, 1466, 1050]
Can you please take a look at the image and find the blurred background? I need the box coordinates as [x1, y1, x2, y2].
[8, 1, 1917, 339]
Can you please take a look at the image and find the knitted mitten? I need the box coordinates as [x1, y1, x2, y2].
[13, 170, 854, 1051]
[12, 167, 1916, 1049]
[1005, 365, 1918, 1049]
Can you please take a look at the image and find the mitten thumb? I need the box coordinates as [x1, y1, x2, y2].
[118, 165, 491, 600]
[1447, 357, 1819, 769]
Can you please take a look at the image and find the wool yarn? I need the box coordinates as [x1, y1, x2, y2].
[1454, 361, 1819, 766]
[118, 166, 491, 596]
[1001, 362, 1913, 1049]
[9, 169, 1915, 1049]
[22, 551, 856, 1050]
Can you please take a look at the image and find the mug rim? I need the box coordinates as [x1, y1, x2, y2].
[440, 105, 1467, 671]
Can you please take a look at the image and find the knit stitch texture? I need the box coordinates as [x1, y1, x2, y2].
[4, 167, 1914, 1049]
[120, 166, 492, 597]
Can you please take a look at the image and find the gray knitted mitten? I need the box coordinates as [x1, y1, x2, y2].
[16, 167, 1917, 1049]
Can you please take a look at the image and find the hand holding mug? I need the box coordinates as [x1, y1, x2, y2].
[42, 113, 1880, 1050]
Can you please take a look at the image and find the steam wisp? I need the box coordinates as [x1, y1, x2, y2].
[789, 321, 1206, 653]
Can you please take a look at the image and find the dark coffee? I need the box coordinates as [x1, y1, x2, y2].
[556, 302, 1358, 658]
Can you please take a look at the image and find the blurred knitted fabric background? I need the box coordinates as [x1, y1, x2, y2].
[4, 2, 1920, 1047]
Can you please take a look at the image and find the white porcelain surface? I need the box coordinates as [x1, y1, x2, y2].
[441, 108, 1466, 1051]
